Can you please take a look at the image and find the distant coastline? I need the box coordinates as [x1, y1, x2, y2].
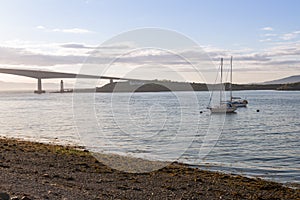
[95, 80, 300, 93]
[1, 80, 299, 93]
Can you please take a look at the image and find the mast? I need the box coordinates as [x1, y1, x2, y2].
[220, 58, 223, 105]
[230, 56, 233, 101]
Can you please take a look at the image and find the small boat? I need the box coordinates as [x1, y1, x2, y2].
[230, 97, 248, 107]
[208, 58, 237, 113]
[228, 56, 248, 107]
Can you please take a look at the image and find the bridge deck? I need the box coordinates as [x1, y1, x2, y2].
[0, 68, 141, 93]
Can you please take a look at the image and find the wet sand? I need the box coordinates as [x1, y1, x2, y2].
[0, 137, 299, 200]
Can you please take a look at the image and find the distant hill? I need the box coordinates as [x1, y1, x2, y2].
[96, 80, 207, 92]
[263, 75, 300, 84]
[96, 80, 286, 92]
[277, 82, 300, 90]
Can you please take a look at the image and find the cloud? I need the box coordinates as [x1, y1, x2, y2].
[280, 31, 300, 40]
[259, 38, 272, 42]
[61, 43, 134, 51]
[263, 33, 277, 37]
[36, 26, 94, 34]
[61, 44, 93, 49]
[259, 33, 277, 42]
[262, 59, 300, 66]
[0, 46, 86, 66]
[264, 42, 300, 57]
[234, 53, 271, 62]
[52, 28, 93, 34]
[261, 27, 274, 31]
[1, 39, 300, 79]
[36, 25, 46, 30]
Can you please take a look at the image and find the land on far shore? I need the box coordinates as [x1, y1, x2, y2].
[1, 74, 299, 93]
[0, 137, 299, 200]
[96, 80, 300, 93]
[262, 75, 300, 85]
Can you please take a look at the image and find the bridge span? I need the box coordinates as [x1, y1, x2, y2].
[0, 68, 132, 93]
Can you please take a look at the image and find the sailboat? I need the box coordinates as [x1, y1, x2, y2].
[208, 58, 236, 113]
[228, 56, 248, 107]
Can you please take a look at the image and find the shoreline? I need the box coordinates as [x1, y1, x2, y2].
[4, 135, 298, 187]
[0, 137, 299, 199]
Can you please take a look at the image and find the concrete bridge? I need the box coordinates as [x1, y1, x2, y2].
[0, 68, 133, 93]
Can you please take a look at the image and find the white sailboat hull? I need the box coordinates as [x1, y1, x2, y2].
[209, 103, 237, 113]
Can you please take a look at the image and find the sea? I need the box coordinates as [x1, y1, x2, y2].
[0, 90, 299, 185]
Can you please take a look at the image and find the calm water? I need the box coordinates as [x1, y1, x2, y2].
[0, 90, 299, 184]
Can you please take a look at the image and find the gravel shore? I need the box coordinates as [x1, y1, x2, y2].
[0, 137, 299, 200]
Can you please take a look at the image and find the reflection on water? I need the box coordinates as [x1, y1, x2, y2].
[0, 90, 299, 184]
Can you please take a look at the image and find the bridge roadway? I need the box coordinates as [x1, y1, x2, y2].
[0, 68, 135, 93]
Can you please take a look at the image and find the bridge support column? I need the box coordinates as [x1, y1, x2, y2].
[34, 78, 45, 94]
[60, 80, 64, 93]
[110, 79, 113, 84]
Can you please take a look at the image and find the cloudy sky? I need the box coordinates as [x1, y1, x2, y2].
[0, 0, 300, 85]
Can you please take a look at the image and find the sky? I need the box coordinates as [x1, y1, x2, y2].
[0, 0, 300, 86]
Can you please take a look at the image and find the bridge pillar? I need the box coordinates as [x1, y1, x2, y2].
[34, 78, 45, 94]
[60, 80, 64, 93]
[110, 79, 113, 84]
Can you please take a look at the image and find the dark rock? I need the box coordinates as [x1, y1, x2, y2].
[117, 185, 130, 190]
[52, 174, 60, 178]
[66, 176, 75, 181]
[0, 164, 10, 169]
[0, 193, 10, 200]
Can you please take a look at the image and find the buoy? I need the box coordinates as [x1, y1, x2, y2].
[200, 111, 203, 114]
[256, 109, 260, 112]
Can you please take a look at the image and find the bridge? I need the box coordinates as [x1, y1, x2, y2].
[0, 68, 134, 94]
